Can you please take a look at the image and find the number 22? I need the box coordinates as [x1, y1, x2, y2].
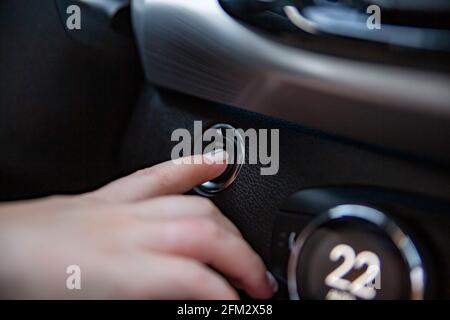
[325, 244, 381, 300]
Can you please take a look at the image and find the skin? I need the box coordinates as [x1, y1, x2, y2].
[0, 152, 274, 299]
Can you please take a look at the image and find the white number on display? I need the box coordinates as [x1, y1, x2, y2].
[325, 244, 381, 300]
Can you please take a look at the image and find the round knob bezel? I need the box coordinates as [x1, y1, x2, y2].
[193, 123, 245, 196]
[287, 204, 426, 300]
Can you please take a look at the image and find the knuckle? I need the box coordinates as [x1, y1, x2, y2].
[186, 261, 208, 282]
[180, 261, 237, 300]
[176, 260, 208, 288]
[135, 166, 154, 176]
[199, 218, 225, 242]
[102, 206, 135, 228]
[103, 205, 127, 217]
[136, 166, 173, 191]
[196, 197, 217, 215]
[137, 166, 166, 181]
[81, 192, 105, 204]
[173, 217, 225, 245]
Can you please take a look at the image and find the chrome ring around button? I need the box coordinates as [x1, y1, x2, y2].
[194, 124, 245, 196]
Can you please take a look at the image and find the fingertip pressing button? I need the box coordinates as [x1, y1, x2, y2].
[194, 124, 244, 195]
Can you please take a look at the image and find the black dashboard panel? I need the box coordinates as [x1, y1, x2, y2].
[119, 86, 450, 299]
[0, 0, 142, 201]
[1, 0, 449, 300]
[132, 0, 450, 164]
[274, 187, 450, 299]
[128, 2, 450, 298]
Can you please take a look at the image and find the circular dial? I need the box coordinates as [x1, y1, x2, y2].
[288, 205, 425, 300]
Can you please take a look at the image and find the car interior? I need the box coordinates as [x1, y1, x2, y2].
[1, 0, 449, 300]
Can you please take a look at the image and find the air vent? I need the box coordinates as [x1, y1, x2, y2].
[220, 0, 450, 52]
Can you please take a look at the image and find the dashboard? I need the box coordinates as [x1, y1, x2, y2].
[126, 0, 450, 299]
[1, 0, 450, 300]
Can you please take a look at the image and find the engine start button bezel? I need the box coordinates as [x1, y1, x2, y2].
[194, 123, 245, 196]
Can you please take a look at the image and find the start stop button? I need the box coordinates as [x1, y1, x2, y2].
[288, 205, 425, 300]
[194, 124, 244, 195]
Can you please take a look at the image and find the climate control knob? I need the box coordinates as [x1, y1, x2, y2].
[288, 205, 425, 300]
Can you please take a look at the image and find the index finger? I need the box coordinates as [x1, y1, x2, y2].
[90, 151, 228, 203]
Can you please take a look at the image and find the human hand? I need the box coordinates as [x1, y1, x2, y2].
[0, 152, 275, 299]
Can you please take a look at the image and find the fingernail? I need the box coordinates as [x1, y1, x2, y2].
[203, 149, 228, 164]
[266, 271, 279, 293]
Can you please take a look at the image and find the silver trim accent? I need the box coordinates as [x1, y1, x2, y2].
[132, 0, 450, 162]
[283, 5, 318, 34]
[193, 124, 244, 195]
[285, 5, 450, 51]
[287, 204, 425, 300]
